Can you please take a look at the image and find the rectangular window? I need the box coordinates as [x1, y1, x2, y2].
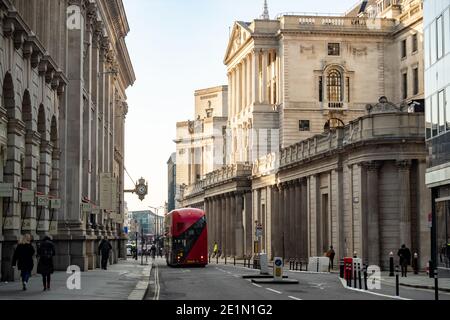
[431, 18, 437, 65]
[413, 67, 419, 96]
[445, 8, 450, 55]
[432, 93, 438, 137]
[346, 77, 350, 103]
[439, 90, 445, 134]
[426, 97, 431, 139]
[319, 76, 323, 102]
[425, 27, 431, 69]
[412, 34, 418, 53]
[401, 39, 407, 58]
[402, 72, 408, 100]
[328, 43, 340, 56]
[437, 16, 444, 60]
[299, 120, 310, 132]
[447, 87, 450, 131]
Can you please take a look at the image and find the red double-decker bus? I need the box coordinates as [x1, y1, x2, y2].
[164, 208, 208, 267]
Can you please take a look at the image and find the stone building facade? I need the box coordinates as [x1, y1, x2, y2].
[175, 86, 228, 207]
[0, 0, 134, 281]
[181, 1, 431, 269]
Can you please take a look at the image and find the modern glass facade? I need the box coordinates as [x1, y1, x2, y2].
[424, 0, 450, 273]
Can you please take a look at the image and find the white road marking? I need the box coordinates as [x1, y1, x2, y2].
[252, 283, 263, 288]
[289, 296, 303, 300]
[266, 288, 282, 294]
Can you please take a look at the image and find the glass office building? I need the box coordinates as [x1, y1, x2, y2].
[424, 0, 450, 274]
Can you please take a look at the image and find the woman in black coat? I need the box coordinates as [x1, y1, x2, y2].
[12, 234, 35, 291]
[37, 236, 56, 291]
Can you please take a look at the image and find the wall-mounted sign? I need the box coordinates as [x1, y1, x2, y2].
[37, 195, 49, 207]
[92, 208, 100, 215]
[50, 199, 61, 209]
[22, 190, 35, 203]
[82, 203, 91, 212]
[100, 173, 114, 210]
[0, 183, 14, 198]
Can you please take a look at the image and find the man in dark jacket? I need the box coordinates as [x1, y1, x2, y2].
[397, 244, 412, 277]
[99, 238, 112, 270]
[37, 236, 56, 291]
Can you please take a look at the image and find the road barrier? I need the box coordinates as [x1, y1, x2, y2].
[434, 269, 439, 301]
[363, 264, 368, 290]
[395, 265, 400, 296]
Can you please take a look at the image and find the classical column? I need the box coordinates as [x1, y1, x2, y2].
[221, 195, 227, 256]
[261, 50, 268, 104]
[252, 50, 260, 104]
[227, 72, 232, 118]
[236, 65, 241, 115]
[294, 180, 302, 259]
[242, 60, 247, 110]
[364, 161, 382, 266]
[215, 197, 221, 252]
[277, 184, 285, 258]
[205, 198, 211, 250]
[65, 1, 88, 271]
[247, 55, 252, 106]
[397, 160, 412, 248]
[288, 181, 296, 259]
[244, 191, 253, 256]
[235, 192, 244, 257]
[232, 70, 237, 118]
[270, 185, 279, 259]
[301, 179, 308, 259]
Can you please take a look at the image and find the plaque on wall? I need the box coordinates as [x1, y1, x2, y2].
[50, 199, 61, 209]
[22, 190, 35, 203]
[36, 195, 49, 207]
[0, 183, 13, 198]
[82, 203, 92, 212]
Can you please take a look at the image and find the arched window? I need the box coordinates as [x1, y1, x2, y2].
[327, 69, 343, 103]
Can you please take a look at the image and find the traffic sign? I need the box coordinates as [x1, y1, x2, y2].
[274, 257, 283, 280]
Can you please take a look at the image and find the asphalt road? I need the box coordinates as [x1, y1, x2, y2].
[145, 258, 450, 301]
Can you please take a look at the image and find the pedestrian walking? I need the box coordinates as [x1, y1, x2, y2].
[326, 246, 336, 269]
[150, 243, 156, 259]
[397, 244, 411, 277]
[98, 238, 112, 270]
[37, 236, 55, 291]
[12, 234, 35, 291]
[213, 241, 219, 258]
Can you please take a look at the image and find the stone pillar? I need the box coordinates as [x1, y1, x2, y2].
[244, 191, 253, 256]
[277, 184, 285, 259]
[242, 60, 247, 110]
[2, 119, 25, 281]
[289, 181, 296, 259]
[232, 70, 236, 118]
[236, 65, 241, 115]
[65, 2, 88, 271]
[270, 185, 279, 259]
[397, 160, 412, 248]
[301, 179, 308, 259]
[227, 73, 232, 118]
[331, 169, 344, 261]
[235, 192, 244, 257]
[228, 193, 235, 256]
[221, 195, 227, 257]
[294, 180, 302, 259]
[283, 183, 290, 260]
[37, 140, 53, 237]
[262, 50, 268, 104]
[252, 50, 259, 104]
[205, 198, 211, 251]
[365, 161, 382, 266]
[247, 55, 252, 107]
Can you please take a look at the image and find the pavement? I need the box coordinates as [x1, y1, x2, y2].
[379, 272, 450, 292]
[0, 258, 152, 300]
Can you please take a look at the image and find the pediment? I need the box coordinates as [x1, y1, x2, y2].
[224, 22, 252, 64]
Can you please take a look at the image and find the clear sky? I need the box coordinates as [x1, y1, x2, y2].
[122, 0, 359, 213]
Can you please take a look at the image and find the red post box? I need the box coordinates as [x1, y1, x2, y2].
[344, 257, 353, 281]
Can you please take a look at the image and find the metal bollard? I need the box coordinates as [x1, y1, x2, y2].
[346, 262, 351, 287]
[395, 265, 400, 296]
[363, 265, 368, 290]
[413, 253, 419, 275]
[353, 263, 357, 288]
[358, 263, 362, 289]
[296, 260, 299, 271]
[216, 254, 219, 264]
[234, 256, 236, 266]
[389, 252, 395, 277]
[340, 259, 345, 279]
[434, 269, 439, 301]
[225, 256, 227, 265]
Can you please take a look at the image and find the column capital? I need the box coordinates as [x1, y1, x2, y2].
[361, 161, 383, 171]
[396, 160, 412, 170]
